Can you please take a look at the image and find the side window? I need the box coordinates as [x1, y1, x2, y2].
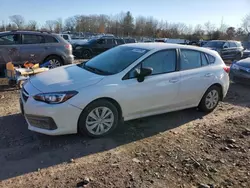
[142, 50, 176, 75]
[45, 35, 58, 43]
[62, 35, 69, 40]
[235, 42, 242, 47]
[180, 50, 201, 70]
[0, 34, 20, 45]
[23, 34, 44, 44]
[223, 42, 229, 48]
[205, 54, 216, 64]
[97, 39, 106, 45]
[229, 42, 237, 48]
[201, 53, 209, 66]
[106, 39, 114, 44]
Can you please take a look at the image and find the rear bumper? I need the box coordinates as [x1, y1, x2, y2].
[230, 70, 250, 84]
[64, 55, 74, 65]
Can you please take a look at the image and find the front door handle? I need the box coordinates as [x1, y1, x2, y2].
[169, 78, 179, 83]
[205, 73, 213, 77]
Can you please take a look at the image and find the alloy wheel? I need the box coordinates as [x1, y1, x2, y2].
[205, 90, 219, 109]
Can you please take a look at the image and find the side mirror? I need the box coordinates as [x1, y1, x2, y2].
[135, 67, 153, 82]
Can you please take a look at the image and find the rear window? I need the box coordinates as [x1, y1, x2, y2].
[235, 42, 242, 47]
[62, 35, 69, 40]
[45, 35, 58, 43]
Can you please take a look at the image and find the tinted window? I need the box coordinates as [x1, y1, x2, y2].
[0, 34, 20, 45]
[201, 53, 209, 66]
[84, 46, 148, 75]
[106, 39, 114, 44]
[229, 42, 237, 48]
[180, 50, 201, 70]
[223, 42, 229, 48]
[62, 35, 69, 40]
[45, 35, 58, 43]
[23, 34, 44, 44]
[142, 50, 176, 75]
[203, 41, 225, 48]
[115, 39, 125, 45]
[97, 39, 106, 44]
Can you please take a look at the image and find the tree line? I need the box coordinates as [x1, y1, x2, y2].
[1, 12, 250, 41]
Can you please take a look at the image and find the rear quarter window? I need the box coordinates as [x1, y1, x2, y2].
[205, 54, 216, 64]
[45, 35, 59, 43]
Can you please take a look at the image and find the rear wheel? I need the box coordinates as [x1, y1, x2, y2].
[198, 86, 221, 112]
[81, 50, 92, 59]
[78, 100, 119, 138]
[44, 56, 63, 69]
[234, 53, 242, 61]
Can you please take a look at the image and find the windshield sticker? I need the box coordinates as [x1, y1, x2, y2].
[132, 49, 146, 53]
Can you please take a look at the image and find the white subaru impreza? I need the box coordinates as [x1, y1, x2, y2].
[20, 43, 230, 137]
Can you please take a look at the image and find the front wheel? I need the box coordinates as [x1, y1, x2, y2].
[81, 50, 92, 59]
[78, 100, 119, 138]
[44, 56, 63, 69]
[198, 86, 221, 112]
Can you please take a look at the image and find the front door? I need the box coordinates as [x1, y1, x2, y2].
[19, 34, 45, 64]
[120, 49, 180, 119]
[177, 49, 214, 107]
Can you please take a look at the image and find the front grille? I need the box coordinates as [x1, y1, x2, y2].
[22, 88, 29, 102]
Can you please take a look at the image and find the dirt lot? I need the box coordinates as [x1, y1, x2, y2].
[0, 76, 250, 188]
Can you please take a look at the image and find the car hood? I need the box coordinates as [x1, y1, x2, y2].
[29, 64, 104, 93]
[236, 58, 250, 68]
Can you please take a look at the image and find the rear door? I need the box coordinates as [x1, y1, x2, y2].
[19, 34, 45, 64]
[221, 42, 230, 59]
[0, 33, 21, 66]
[92, 39, 107, 55]
[105, 39, 116, 50]
[177, 49, 215, 107]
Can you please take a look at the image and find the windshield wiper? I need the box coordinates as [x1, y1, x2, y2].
[83, 64, 112, 75]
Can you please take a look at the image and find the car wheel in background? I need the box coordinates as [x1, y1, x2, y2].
[78, 100, 119, 138]
[234, 53, 242, 61]
[44, 56, 63, 69]
[81, 50, 92, 59]
[198, 85, 221, 112]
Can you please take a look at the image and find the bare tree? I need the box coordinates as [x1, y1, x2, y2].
[45, 20, 56, 32]
[54, 18, 63, 33]
[27, 20, 38, 30]
[242, 14, 250, 33]
[9, 15, 25, 29]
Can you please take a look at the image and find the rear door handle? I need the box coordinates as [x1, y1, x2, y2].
[205, 73, 213, 77]
[169, 78, 179, 83]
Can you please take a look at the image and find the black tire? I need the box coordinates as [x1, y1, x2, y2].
[198, 86, 221, 112]
[43, 55, 63, 69]
[78, 100, 119, 138]
[81, 50, 92, 59]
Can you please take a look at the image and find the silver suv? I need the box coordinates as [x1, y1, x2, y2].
[0, 30, 74, 75]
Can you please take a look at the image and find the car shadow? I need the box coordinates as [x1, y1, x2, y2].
[0, 108, 205, 180]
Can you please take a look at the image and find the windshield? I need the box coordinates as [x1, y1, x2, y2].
[83, 46, 148, 75]
[203, 41, 225, 48]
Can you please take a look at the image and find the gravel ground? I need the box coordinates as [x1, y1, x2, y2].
[0, 76, 250, 188]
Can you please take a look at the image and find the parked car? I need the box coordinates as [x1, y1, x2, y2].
[73, 36, 125, 59]
[0, 30, 73, 75]
[242, 49, 250, 59]
[20, 43, 229, 137]
[123, 38, 137, 43]
[230, 57, 250, 84]
[203, 40, 244, 61]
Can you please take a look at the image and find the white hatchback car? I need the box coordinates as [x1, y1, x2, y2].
[20, 43, 230, 137]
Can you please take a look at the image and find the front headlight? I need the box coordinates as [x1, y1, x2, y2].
[33, 91, 78, 104]
[231, 64, 240, 70]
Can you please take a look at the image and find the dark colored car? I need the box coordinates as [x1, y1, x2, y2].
[73, 37, 125, 59]
[0, 30, 74, 75]
[243, 49, 250, 59]
[123, 38, 137, 43]
[203, 40, 244, 61]
[230, 58, 250, 84]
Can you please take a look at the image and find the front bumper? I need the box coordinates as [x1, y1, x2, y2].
[230, 68, 250, 84]
[20, 84, 82, 136]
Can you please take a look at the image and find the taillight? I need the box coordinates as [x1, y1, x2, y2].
[223, 66, 230, 73]
[65, 44, 72, 50]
